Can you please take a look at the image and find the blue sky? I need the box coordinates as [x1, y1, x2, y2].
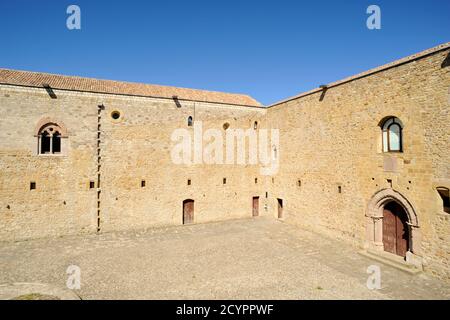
[0, 0, 449, 105]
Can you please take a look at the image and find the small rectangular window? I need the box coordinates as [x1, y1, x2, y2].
[338, 186, 342, 194]
[298, 180, 302, 187]
[141, 180, 146, 188]
[187, 179, 191, 186]
[223, 178, 227, 185]
[30, 182, 36, 190]
[89, 181, 95, 189]
[255, 178, 258, 184]
[437, 188, 450, 214]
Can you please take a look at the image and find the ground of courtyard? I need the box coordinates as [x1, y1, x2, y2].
[0, 217, 449, 300]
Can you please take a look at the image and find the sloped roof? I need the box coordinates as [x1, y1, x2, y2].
[0, 68, 261, 107]
[269, 42, 450, 107]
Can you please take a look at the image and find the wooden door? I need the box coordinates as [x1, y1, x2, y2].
[252, 197, 259, 217]
[395, 204, 409, 257]
[183, 199, 194, 224]
[383, 207, 397, 255]
[277, 198, 283, 219]
[383, 202, 409, 257]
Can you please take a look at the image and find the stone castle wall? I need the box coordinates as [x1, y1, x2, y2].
[0, 85, 98, 240]
[266, 48, 450, 281]
[0, 45, 448, 281]
[0, 86, 268, 240]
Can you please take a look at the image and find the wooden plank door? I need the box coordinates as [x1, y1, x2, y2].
[252, 197, 259, 217]
[383, 202, 409, 257]
[395, 209, 409, 257]
[383, 208, 397, 255]
[183, 200, 194, 224]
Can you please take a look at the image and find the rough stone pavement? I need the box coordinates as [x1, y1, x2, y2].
[0, 217, 448, 300]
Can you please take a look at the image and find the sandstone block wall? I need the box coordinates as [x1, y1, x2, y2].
[0, 86, 268, 240]
[265, 48, 450, 281]
[98, 95, 268, 232]
[0, 86, 98, 240]
[0, 44, 448, 282]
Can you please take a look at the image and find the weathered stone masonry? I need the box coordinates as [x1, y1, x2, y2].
[266, 43, 450, 281]
[0, 43, 449, 281]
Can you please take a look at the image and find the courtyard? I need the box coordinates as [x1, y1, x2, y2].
[0, 217, 448, 300]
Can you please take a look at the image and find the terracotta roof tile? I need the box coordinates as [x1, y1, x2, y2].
[0, 68, 261, 107]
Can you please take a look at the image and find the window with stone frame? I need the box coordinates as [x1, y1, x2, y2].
[38, 123, 63, 155]
[437, 187, 450, 214]
[381, 117, 403, 152]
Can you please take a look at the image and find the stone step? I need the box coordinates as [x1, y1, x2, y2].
[358, 250, 422, 275]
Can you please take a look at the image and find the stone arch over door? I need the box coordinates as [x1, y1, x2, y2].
[365, 189, 422, 265]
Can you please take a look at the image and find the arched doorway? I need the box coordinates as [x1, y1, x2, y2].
[183, 199, 194, 225]
[366, 189, 422, 267]
[382, 201, 409, 257]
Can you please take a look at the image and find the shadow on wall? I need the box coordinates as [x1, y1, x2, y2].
[441, 52, 450, 68]
[172, 96, 182, 108]
[43, 84, 57, 99]
[319, 85, 328, 102]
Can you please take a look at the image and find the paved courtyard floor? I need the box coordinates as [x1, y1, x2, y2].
[0, 217, 449, 300]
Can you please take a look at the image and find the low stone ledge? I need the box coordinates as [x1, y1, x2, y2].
[358, 250, 423, 275]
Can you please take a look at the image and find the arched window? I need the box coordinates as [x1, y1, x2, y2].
[187, 116, 193, 127]
[254, 121, 258, 130]
[38, 124, 63, 155]
[381, 117, 403, 152]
